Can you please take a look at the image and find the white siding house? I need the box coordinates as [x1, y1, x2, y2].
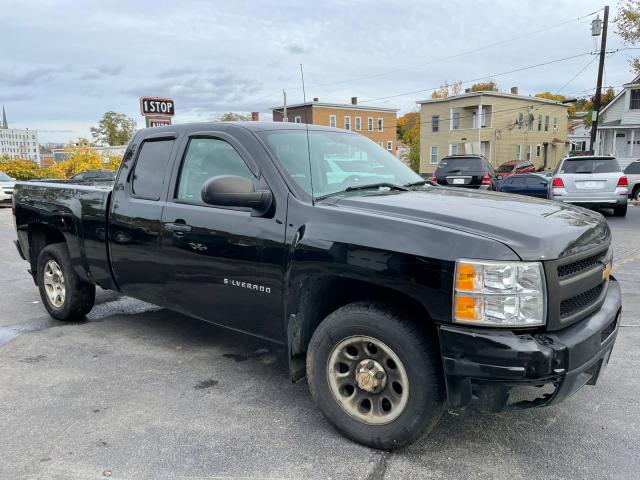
[596, 75, 640, 169]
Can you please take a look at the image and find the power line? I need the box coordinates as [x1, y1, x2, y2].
[251, 8, 605, 107]
[358, 51, 597, 104]
[556, 56, 598, 94]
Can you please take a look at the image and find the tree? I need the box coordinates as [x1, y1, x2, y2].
[0, 156, 42, 180]
[535, 92, 566, 103]
[584, 87, 617, 127]
[615, 0, 640, 73]
[217, 112, 252, 121]
[470, 80, 498, 92]
[397, 111, 421, 173]
[90, 111, 137, 146]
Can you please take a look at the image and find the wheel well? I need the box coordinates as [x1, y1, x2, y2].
[287, 276, 433, 381]
[632, 184, 640, 197]
[27, 225, 66, 282]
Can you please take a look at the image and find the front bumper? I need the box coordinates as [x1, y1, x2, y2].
[439, 278, 621, 413]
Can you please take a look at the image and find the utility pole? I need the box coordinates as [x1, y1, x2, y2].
[283, 89, 288, 122]
[590, 6, 609, 154]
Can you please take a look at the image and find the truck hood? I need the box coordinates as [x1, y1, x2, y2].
[329, 187, 609, 260]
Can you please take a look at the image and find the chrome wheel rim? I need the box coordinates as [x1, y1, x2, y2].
[327, 335, 409, 425]
[43, 260, 65, 308]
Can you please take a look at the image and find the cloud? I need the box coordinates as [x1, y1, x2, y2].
[0, 65, 69, 87]
[286, 43, 311, 55]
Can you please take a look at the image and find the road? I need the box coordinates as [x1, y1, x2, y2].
[1, 206, 639, 480]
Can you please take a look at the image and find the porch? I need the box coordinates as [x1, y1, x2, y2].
[595, 125, 640, 169]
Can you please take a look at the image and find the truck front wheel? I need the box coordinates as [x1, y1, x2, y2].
[306, 302, 444, 450]
[37, 243, 95, 321]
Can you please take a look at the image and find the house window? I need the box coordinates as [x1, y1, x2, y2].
[449, 144, 458, 155]
[526, 145, 532, 161]
[377, 117, 383, 132]
[430, 146, 439, 164]
[537, 115, 542, 131]
[544, 115, 549, 132]
[631, 89, 640, 109]
[387, 141, 393, 151]
[294, 116, 302, 123]
[355, 117, 362, 131]
[451, 112, 459, 130]
[329, 115, 336, 128]
[553, 116, 558, 131]
[518, 112, 524, 129]
[536, 144, 542, 157]
[368, 117, 373, 131]
[344, 116, 351, 130]
[432, 115, 439, 133]
[516, 144, 522, 161]
[528, 113, 534, 130]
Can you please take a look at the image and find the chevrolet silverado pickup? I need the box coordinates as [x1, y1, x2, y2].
[12, 122, 621, 449]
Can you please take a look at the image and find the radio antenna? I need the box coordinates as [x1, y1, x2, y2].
[300, 63, 314, 204]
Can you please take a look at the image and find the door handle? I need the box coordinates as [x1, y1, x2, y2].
[165, 222, 192, 233]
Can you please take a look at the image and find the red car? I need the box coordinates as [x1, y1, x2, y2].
[496, 160, 536, 178]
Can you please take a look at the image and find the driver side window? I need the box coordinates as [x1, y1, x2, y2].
[176, 138, 255, 202]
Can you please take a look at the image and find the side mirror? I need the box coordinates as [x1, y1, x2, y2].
[201, 175, 272, 213]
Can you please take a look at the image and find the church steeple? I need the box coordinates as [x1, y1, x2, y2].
[1, 106, 7, 129]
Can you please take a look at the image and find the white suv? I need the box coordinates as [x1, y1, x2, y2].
[549, 156, 629, 217]
[0, 172, 15, 206]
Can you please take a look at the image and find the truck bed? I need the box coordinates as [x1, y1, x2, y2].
[13, 180, 116, 290]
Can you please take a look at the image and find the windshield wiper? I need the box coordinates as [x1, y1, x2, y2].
[403, 180, 433, 188]
[315, 182, 407, 201]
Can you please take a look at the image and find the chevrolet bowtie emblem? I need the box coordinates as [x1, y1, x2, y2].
[602, 263, 612, 281]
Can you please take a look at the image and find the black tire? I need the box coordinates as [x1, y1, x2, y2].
[306, 302, 444, 450]
[614, 203, 628, 217]
[633, 186, 640, 202]
[37, 243, 95, 321]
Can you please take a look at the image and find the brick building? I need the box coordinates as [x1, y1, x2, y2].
[272, 97, 398, 153]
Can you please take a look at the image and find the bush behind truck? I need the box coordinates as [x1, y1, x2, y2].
[12, 122, 621, 449]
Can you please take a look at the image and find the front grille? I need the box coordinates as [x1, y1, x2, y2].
[560, 282, 605, 318]
[557, 252, 606, 278]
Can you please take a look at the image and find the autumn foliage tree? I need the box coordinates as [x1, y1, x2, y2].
[615, 0, 640, 73]
[0, 156, 42, 180]
[470, 80, 498, 92]
[397, 112, 420, 173]
[431, 80, 463, 99]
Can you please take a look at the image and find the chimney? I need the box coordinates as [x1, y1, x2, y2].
[510, 86, 518, 95]
[464, 88, 471, 94]
[251, 112, 259, 121]
[313, 97, 319, 102]
[351, 96, 357, 105]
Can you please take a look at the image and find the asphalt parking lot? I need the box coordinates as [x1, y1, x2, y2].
[1, 206, 639, 480]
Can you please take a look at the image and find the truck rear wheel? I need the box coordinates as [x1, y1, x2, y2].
[306, 302, 444, 450]
[37, 243, 95, 321]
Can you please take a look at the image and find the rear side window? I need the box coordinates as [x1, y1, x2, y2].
[624, 161, 640, 174]
[131, 139, 175, 200]
[436, 157, 484, 174]
[560, 158, 621, 174]
[176, 138, 255, 202]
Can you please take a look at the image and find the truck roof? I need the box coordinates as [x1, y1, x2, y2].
[137, 121, 356, 135]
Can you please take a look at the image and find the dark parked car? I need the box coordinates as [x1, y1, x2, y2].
[496, 160, 536, 178]
[431, 154, 499, 190]
[69, 170, 116, 182]
[498, 173, 549, 198]
[12, 122, 621, 450]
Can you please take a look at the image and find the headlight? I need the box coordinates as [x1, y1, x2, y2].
[453, 259, 546, 327]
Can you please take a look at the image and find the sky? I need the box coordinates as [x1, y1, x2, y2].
[0, 0, 632, 143]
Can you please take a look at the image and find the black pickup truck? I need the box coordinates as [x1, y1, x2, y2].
[13, 122, 621, 449]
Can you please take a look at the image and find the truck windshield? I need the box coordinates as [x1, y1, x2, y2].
[560, 158, 621, 174]
[258, 129, 423, 198]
